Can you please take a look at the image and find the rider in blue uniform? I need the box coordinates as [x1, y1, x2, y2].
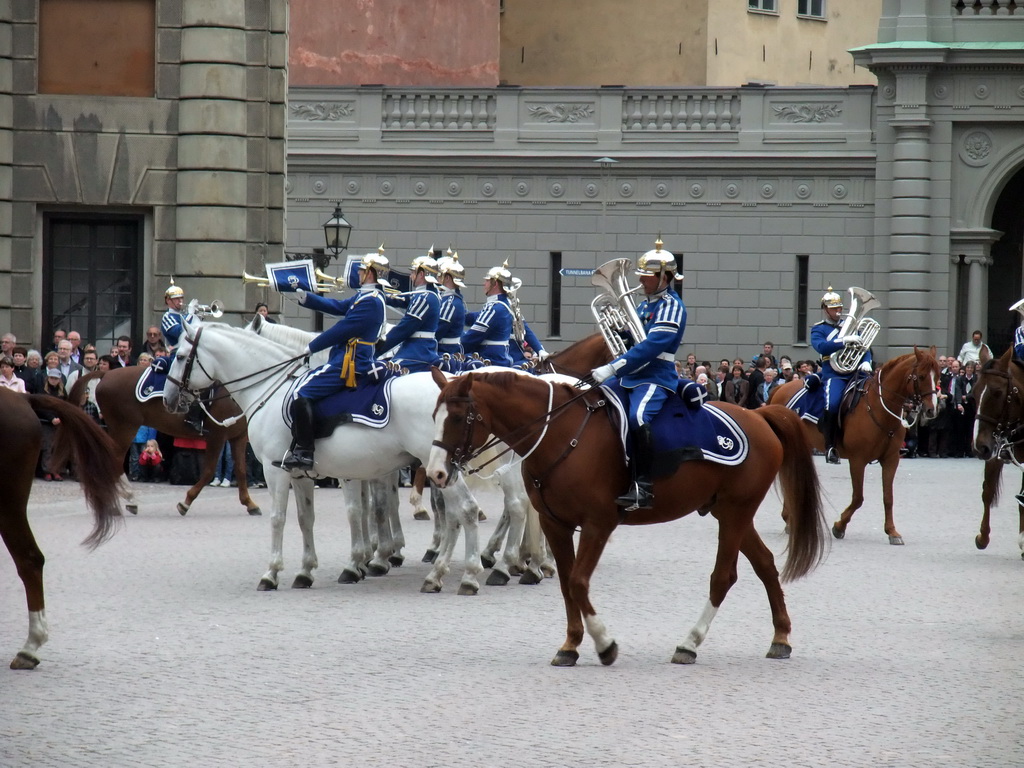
[434, 250, 467, 372]
[377, 250, 441, 373]
[811, 286, 873, 465]
[155, 278, 204, 432]
[1013, 299, 1024, 360]
[281, 252, 390, 471]
[589, 239, 686, 509]
[461, 260, 517, 368]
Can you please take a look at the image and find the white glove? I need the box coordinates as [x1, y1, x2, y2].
[840, 334, 862, 345]
[590, 363, 617, 384]
[302, 345, 312, 364]
[294, 288, 307, 302]
[859, 361, 872, 373]
[536, 350, 551, 363]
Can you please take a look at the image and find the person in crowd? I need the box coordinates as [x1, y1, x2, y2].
[140, 326, 166, 357]
[953, 360, 978, 458]
[811, 286, 874, 464]
[212, 442, 235, 487]
[23, 349, 43, 392]
[97, 354, 116, 372]
[33, 351, 61, 392]
[137, 352, 154, 368]
[38, 368, 67, 481]
[50, 329, 65, 351]
[723, 364, 749, 406]
[754, 341, 777, 369]
[754, 367, 780, 407]
[282, 251, 390, 471]
[695, 364, 718, 400]
[138, 439, 165, 482]
[56, 339, 83, 381]
[1, 332, 16, 357]
[111, 336, 134, 368]
[66, 331, 83, 365]
[957, 329, 991, 366]
[588, 239, 685, 509]
[779, 358, 796, 383]
[254, 302, 278, 324]
[11, 345, 31, 388]
[0, 355, 26, 393]
[745, 355, 768, 409]
[683, 352, 697, 380]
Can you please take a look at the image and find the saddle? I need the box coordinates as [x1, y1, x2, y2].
[285, 372, 400, 438]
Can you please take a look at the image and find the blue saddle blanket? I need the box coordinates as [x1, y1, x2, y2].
[785, 375, 824, 424]
[136, 368, 167, 402]
[285, 370, 398, 431]
[600, 379, 749, 470]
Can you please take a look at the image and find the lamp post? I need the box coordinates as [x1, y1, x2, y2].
[322, 203, 353, 261]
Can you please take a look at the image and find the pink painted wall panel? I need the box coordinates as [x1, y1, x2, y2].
[290, 0, 500, 87]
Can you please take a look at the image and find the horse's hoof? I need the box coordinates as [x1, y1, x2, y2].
[420, 581, 442, 593]
[10, 651, 40, 670]
[413, 510, 430, 521]
[486, 570, 510, 586]
[247, 506, 262, 516]
[291, 574, 313, 589]
[421, 549, 438, 564]
[518, 570, 542, 586]
[366, 563, 389, 577]
[478, 510, 487, 521]
[541, 565, 556, 578]
[337, 569, 362, 584]
[257, 578, 277, 591]
[457, 582, 479, 596]
[177, 502, 189, 516]
[480, 552, 496, 569]
[831, 523, 845, 540]
[888, 535, 904, 546]
[388, 554, 404, 567]
[766, 642, 792, 659]
[671, 647, 697, 665]
[598, 641, 618, 666]
[126, 504, 138, 516]
[550, 649, 579, 667]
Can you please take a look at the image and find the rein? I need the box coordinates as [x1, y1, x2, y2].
[975, 364, 1024, 465]
[873, 363, 930, 430]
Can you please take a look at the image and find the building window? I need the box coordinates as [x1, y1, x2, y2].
[38, 0, 156, 96]
[795, 255, 809, 344]
[748, 0, 778, 13]
[797, 0, 826, 18]
[549, 252, 562, 337]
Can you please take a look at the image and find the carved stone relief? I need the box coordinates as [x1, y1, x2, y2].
[771, 103, 843, 123]
[290, 102, 354, 121]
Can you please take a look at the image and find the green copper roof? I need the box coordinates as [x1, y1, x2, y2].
[851, 41, 1024, 52]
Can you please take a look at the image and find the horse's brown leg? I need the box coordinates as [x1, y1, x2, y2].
[4, 462, 47, 669]
[178, 435, 226, 516]
[229, 434, 261, 516]
[411, 465, 430, 521]
[832, 458, 867, 539]
[879, 450, 904, 545]
[673, 513, 744, 664]
[539, 516, 584, 667]
[737, 523, 793, 658]
[567, 521, 618, 665]
[976, 459, 1001, 550]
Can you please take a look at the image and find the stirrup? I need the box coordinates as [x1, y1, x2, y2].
[279, 449, 314, 471]
[1015, 493, 1024, 508]
[825, 447, 840, 465]
[615, 482, 653, 511]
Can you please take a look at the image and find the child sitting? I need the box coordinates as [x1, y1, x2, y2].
[138, 439, 165, 482]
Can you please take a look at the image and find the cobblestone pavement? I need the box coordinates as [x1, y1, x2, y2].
[2, 457, 1023, 768]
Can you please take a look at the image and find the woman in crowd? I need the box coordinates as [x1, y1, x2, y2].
[38, 367, 68, 481]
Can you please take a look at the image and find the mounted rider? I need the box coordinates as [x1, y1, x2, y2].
[589, 239, 686, 510]
[461, 260, 518, 368]
[811, 286, 874, 465]
[376, 248, 441, 373]
[281, 251, 390, 471]
[154, 278, 204, 432]
[434, 249, 467, 371]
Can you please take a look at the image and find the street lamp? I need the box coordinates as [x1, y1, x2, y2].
[323, 203, 353, 257]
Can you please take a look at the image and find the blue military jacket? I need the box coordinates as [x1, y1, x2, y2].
[462, 294, 514, 367]
[301, 287, 387, 383]
[610, 288, 686, 391]
[436, 288, 466, 354]
[161, 308, 193, 349]
[509, 321, 546, 368]
[811, 318, 872, 377]
[380, 285, 440, 367]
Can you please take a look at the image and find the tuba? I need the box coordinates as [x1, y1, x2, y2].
[507, 277, 527, 346]
[590, 258, 646, 357]
[831, 286, 881, 374]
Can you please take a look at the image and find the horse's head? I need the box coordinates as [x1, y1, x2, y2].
[163, 316, 217, 414]
[911, 345, 941, 422]
[973, 347, 1022, 462]
[427, 368, 491, 488]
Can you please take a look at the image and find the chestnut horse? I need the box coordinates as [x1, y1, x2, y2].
[2, 389, 125, 669]
[769, 348, 939, 545]
[427, 370, 827, 667]
[69, 367, 259, 516]
[972, 347, 1024, 558]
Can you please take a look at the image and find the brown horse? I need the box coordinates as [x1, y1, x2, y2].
[69, 367, 260, 516]
[769, 348, 939, 545]
[427, 370, 827, 666]
[538, 332, 610, 379]
[2, 388, 125, 669]
[972, 347, 1024, 558]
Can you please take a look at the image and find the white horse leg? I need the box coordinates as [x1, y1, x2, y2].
[481, 507, 510, 571]
[338, 479, 371, 584]
[671, 600, 720, 664]
[290, 477, 318, 588]
[258, 468, 292, 591]
[124, 486, 139, 516]
[422, 485, 445, 563]
[367, 474, 398, 576]
[384, 472, 406, 566]
[423, 479, 483, 595]
[11, 610, 49, 669]
[526, 505, 557, 578]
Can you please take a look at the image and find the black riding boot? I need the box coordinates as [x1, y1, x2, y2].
[616, 424, 655, 510]
[281, 398, 316, 471]
[822, 410, 841, 464]
[184, 401, 206, 435]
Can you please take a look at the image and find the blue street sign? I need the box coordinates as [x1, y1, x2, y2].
[559, 268, 594, 277]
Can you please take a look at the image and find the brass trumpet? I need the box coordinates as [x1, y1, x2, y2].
[241, 270, 338, 293]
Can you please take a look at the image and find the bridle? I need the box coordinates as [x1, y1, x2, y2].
[975, 363, 1024, 465]
[873, 359, 934, 430]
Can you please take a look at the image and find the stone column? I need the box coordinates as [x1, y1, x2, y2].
[0, 2, 11, 333]
[950, 228, 1001, 338]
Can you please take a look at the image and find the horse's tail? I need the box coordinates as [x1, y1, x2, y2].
[27, 394, 125, 549]
[67, 369, 106, 407]
[758, 405, 828, 582]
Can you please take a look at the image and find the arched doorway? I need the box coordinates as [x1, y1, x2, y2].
[988, 167, 1024, 354]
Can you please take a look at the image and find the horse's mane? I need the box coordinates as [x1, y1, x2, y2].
[247, 315, 316, 348]
[469, 369, 581, 400]
[879, 347, 938, 378]
[198, 322, 298, 358]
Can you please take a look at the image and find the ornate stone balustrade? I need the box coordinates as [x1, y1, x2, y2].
[952, 0, 1022, 14]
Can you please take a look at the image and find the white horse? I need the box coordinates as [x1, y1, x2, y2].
[163, 318, 485, 594]
[246, 315, 553, 586]
[245, 315, 407, 584]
